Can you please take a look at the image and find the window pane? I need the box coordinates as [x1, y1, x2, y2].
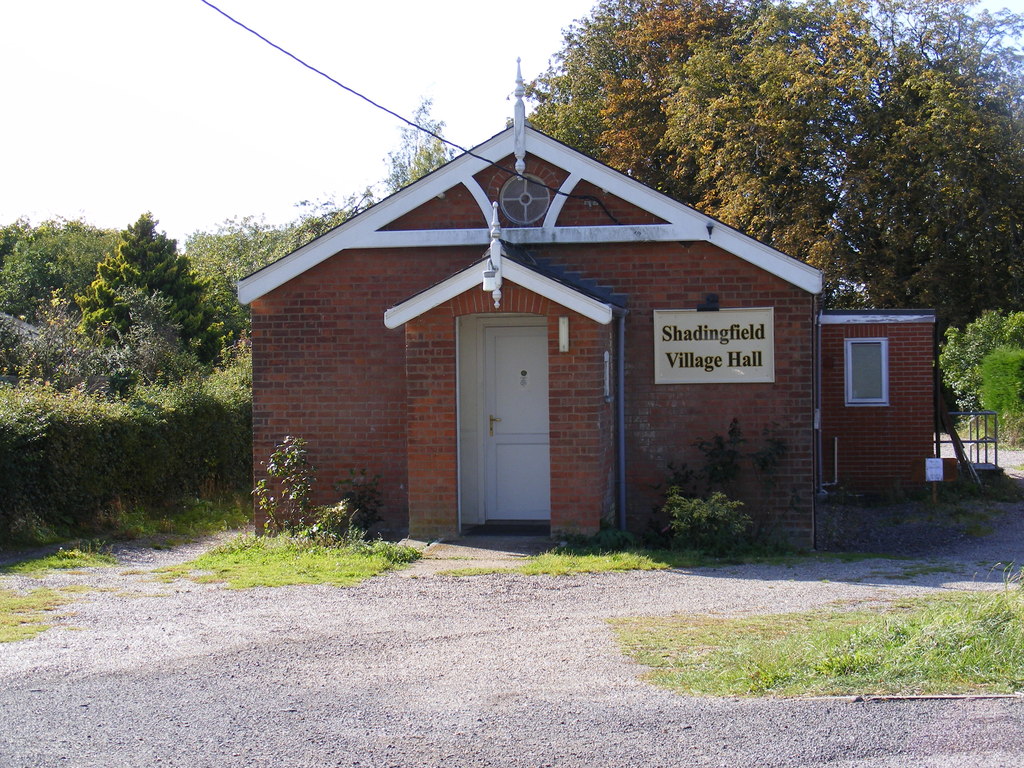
[850, 342, 883, 400]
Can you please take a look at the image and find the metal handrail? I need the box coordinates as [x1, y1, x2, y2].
[944, 411, 999, 469]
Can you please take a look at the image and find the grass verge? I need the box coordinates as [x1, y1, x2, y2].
[5, 494, 251, 549]
[2, 496, 250, 573]
[440, 547, 887, 578]
[2, 545, 117, 576]
[157, 534, 421, 588]
[614, 586, 1024, 697]
[101, 495, 251, 541]
[441, 549, 697, 577]
[0, 588, 73, 643]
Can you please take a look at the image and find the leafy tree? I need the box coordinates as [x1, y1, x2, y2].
[530, 0, 1024, 330]
[529, 0, 658, 161]
[828, 0, 1024, 324]
[285, 193, 375, 245]
[979, 346, 1024, 417]
[383, 99, 456, 193]
[102, 286, 204, 390]
[940, 311, 1024, 410]
[666, 0, 871, 264]
[0, 219, 31, 264]
[532, 0, 744, 198]
[186, 216, 295, 341]
[2, 293, 109, 389]
[77, 214, 225, 363]
[185, 194, 374, 337]
[0, 218, 118, 318]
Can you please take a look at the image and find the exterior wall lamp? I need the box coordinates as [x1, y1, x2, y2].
[697, 293, 720, 311]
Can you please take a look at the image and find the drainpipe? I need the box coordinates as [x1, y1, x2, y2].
[616, 311, 628, 531]
[813, 297, 822, 547]
[932, 316, 941, 459]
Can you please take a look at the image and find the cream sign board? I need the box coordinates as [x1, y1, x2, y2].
[654, 308, 775, 384]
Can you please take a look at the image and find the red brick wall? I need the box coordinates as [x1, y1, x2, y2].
[820, 321, 936, 493]
[534, 242, 817, 544]
[404, 283, 613, 540]
[250, 247, 481, 532]
[404, 306, 458, 539]
[250, 153, 818, 543]
[384, 183, 484, 231]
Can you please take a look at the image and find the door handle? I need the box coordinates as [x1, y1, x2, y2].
[489, 414, 502, 436]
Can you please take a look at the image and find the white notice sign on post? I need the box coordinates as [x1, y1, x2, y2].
[925, 458, 943, 482]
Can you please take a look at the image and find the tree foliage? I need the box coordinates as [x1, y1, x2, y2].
[980, 346, 1024, 417]
[185, 216, 295, 342]
[940, 310, 1024, 410]
[383, 99, 456, 193]
[0, 218, 117, 318]
[0, 290, 205, 393]
[77, 213, 225, 363]
[531, 0, 744, 197]
[184, 193, 374, 337]
[530, 0, 1024, 329]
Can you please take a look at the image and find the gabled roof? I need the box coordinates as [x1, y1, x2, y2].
[383, 251, 626, 329]
[238, 125, 823, 304]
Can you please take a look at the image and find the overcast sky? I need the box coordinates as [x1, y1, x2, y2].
[2, 0, 1021, 244]
[1, 0, 596, 242]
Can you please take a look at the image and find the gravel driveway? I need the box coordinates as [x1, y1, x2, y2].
[2, 501, 1024, 768]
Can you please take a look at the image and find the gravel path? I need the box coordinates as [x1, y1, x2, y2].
[2, 501, 1024, 767]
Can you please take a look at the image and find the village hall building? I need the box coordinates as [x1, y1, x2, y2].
[238, 74, 937, 547]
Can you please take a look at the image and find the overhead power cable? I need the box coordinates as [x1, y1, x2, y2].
[198, 0, 621, 225]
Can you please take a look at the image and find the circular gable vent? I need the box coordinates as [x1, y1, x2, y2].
[499, 175, 551, 225]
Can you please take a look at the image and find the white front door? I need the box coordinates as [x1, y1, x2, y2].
[483, 325, 551, 521]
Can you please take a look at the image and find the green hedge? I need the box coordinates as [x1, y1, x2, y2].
[980, 346, 1024, 417]
[0, 360, 251, 542]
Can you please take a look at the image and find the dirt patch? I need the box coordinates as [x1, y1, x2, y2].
[817, 463, 1024, 556]
[397, 535, 554, 577]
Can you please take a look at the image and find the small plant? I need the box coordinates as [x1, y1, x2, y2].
[334, 468, 383, 533]
[301, 501, 364, 546]
[664, 489, 751, 556]
[158, 533, 420, 588]
[654, 420, 788, 548]
[560, 525, 639, 553]
[254, 435, 317, 533]
[695, 418, 745, 491]
[750, 424, 787, 490]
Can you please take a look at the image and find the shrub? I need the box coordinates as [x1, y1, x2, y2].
[253, 436, 384, 542]
[0, 350, 252, 544]
[335, 469, 383, 532]
[254, 435, 316, 533]
[300, 501, 364, 546]
[664, 489, 752, 556]
[980, 346, 1024, 417]
[695, 418, 745, 491]
[941, 311, 1024, 411]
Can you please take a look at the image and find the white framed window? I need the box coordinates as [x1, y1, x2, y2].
[845, 338, 888, 406]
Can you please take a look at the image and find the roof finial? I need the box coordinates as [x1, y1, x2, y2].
[514, 58, 526, 176]
[488, 202, 503, 309]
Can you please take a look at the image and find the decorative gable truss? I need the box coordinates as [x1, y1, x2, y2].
[238, 126, 822, 305]
[383, 254, 624, 329]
